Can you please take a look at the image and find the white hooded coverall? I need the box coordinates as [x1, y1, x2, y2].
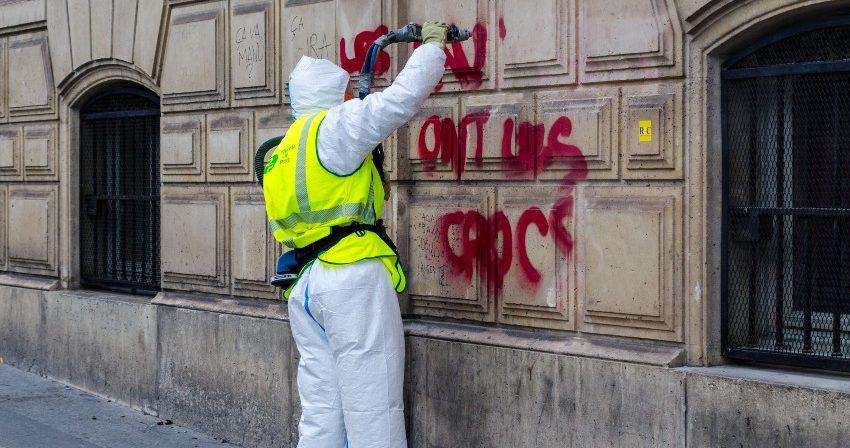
[286, 43, 446, 448]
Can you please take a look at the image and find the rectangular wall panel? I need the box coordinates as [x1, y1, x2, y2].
[254, 107, 292, 146]
[578, 0, 682, 82]
[621, 81, 683, 179]
[460, 92, 534, 180]
[406, 185, 495, 322]
[576, 186, 683, 341]
[403, 0, 495, 92]
[498, 0, 575, 88]
[254, 107, 293, 182]
[497, 186, 575, 330]
[161, 1, 228, 110]
[161, 114, 205, 182]
[7, 30, 55, 121]
[161, 186, 229, 294]
[8, 184, 58, 276]
[404, 97, 459, 181]
[0, 127, 22, 181]
[282, 0, 336, 99]
[536, 87, 620, 181]
[206, 111, 252, 182]
[336, 0, 395, 85]
[231, 0, 279, 105]
[22, 123, 58, 181]
[230, 185, 276, 299]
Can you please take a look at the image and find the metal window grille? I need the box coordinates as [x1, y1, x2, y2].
[79, 87, 161, 294]
[722, 18, 850, 372]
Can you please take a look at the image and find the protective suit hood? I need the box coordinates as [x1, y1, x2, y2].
[289, 56, 349, 118]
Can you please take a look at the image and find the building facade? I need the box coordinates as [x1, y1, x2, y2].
[1, 0, 850, 446]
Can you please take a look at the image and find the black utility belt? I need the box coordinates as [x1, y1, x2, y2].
[270, 220, 397, 289]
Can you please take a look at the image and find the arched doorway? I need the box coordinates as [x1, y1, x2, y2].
[79, 86, 160, 294]
[722, 18, 850, 371]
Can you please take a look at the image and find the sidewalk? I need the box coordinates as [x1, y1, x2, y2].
[0, 364, 231, 448]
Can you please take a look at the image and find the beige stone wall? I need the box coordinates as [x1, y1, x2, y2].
[0, 0, 843, 366]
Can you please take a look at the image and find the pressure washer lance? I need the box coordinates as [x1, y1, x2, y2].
[357, 23, 472, 100]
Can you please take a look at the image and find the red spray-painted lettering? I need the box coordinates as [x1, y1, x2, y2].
[339, 25, 391, 75]
[425, 112, 588, 293]
[415, 22, 488, 92]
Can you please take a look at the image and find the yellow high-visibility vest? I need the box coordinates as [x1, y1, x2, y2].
[262, 111, 406, 297]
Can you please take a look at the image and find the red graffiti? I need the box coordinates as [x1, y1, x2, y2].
[340, 25, 390, 75]
[435, 195, 579, 294]
[429, 112, 589, 294]
[417, 111, 584, 180]
[516, 207, 548, 284]
[498, 17, 507, 40]
[416, 110, 490, 178]
[415, 22, 488, 92]
[436, 210, 513, 296]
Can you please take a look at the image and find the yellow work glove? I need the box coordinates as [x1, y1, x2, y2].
[422, 22, 449, 49]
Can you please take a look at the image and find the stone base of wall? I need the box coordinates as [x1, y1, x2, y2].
[2, 284, 849, 448]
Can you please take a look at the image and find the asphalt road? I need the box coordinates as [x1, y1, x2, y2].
[0, 363, 231, 448]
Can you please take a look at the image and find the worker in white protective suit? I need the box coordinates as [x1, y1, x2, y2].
[261, 22, 449, 448]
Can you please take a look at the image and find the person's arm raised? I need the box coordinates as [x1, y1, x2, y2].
[316, 42, 446, 175]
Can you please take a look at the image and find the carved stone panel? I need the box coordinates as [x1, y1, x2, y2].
[404, 0, 495, 92]
[282, 0, 336, 99]
[23, 123, 58, 181]
[578, 0, 682, 82]
[161, 1, 228, 110]
[576, 185, 683, 341]
[537, 87, 620, 181]
[337, 0, 395, 85]
[161, 186, 229, 294]
[497, 186, 575, 330]
[232, 0, 278, 105]
[161, 114, 204, 182]
[0, 127, 22, 181]
[206, 111, 252, 182]
[8, 184, 58, 276]
[498, 0, 575, 88]
[621, 81, 683, 179]
[7, 30, 55, 121]
[230, 185, 276, 299]
[255, 107, 293, 147]
[406, 185, 495, 322]
[405, 97, 460, 181]
[459, 92, 534, 180]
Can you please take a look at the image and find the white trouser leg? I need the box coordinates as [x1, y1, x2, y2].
[305, 259, 407, 448]
[289, 280, 347, 448]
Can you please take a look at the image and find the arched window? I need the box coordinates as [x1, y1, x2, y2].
[79, 87, 160, 294]
[722, 18, 850, 371]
